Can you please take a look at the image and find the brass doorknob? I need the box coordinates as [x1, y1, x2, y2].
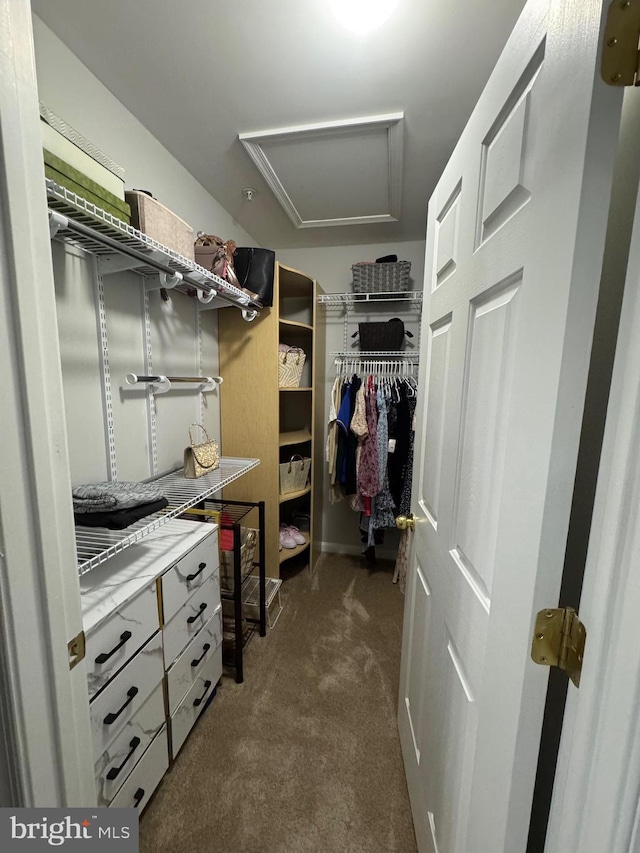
[396, 514, 415, 532]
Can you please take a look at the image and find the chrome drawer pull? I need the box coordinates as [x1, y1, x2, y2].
[103, 686, 139, 725]
[95, 630, 132, 665]
[186, 562, 207, 582]
[192, 680, 212, 707]
[106, 736, 141, 781]
[187, 602, 207, 624]
[191, 643, 211, 667]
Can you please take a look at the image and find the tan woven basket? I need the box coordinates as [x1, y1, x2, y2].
[278, 347, 306, 387]
[279, 455, 311, 495]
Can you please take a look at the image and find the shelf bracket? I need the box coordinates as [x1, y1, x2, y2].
[242, 309, 258, 322]
[146, 271, 183, 292]
[197, 288, 217, 304]
[48, 210, 68, 239]
[99, 255, 144, 276]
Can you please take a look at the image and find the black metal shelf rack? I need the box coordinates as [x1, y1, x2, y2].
[205, 498, 266, 684]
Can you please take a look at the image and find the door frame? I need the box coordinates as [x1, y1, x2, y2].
[544, 87, 640, 853]
[0, 0, 93, 805]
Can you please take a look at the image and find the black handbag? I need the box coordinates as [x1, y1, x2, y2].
[351, 318, 413, 352]
[233, 247, 276, 307]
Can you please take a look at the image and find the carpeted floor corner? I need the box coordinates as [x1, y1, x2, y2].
[140, 552, 418, 853]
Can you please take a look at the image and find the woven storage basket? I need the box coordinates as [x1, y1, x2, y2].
[219, 527, 258, 593]
[278, 347, 306, 387]
[352, 260, 411, 293]
[279, 455, 311, 495]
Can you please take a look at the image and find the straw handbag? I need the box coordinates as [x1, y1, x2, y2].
[183, 423, 220, 479]
[278, 347, 306, 388]
[279, 455, 311, 495]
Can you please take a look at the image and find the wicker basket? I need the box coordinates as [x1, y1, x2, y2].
[219, 527, 258, 593]
[352, 260, 411, 293]
[278, 347, 306, 388]
[279, 455, 311, 495]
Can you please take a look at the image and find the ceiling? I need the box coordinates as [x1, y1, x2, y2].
[31, 0, 527, 250]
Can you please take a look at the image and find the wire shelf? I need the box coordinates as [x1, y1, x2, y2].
[75, 457, 260, 575]
[318, 290, 423, 307]
[331, 350, 420, 359]
[46, 180, 261, 312]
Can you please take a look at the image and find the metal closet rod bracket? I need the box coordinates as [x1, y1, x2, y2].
[126, 373, 223, 394]
[145, 271, 183, 292]
[48, 210, 68, 239]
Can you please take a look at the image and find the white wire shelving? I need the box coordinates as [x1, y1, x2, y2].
[75, 457, 260, 576]
[317, 290, 423, 307]
[45, 179, 260, 319]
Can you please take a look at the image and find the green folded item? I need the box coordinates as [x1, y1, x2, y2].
[44, 149, 131, 224]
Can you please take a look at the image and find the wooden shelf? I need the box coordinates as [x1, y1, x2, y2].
[279, 386, 312, 392]
[279, 537, 310, 564]
[279, 319, 313, 331]
[279, 429, 312, 447]
[279, 486, 311, 504]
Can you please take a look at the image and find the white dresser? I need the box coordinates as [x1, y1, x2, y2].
[80, 519, 222, 810]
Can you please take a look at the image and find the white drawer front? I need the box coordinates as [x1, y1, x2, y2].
[166, 605, 223, 714]
[170, 644, 222, 759]
[109, 726, 168, 812]
[95, 682, 165, 807]
[90, 631, 164, 761]
[163, 568, 220, 667]
[85, 583, 159, 698]
[161, 532, 218, 624]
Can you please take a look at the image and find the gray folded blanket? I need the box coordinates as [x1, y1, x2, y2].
[72, 481, 166, 514]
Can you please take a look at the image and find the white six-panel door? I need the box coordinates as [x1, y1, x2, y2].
[398, 1, 623, 851]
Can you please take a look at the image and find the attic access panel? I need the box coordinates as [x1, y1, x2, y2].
[239, 112, 404, 229]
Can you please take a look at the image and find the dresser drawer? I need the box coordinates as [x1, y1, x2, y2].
[166, 605, 223, 714]
[170, 644, 222, 759]
[85, 583, 159, 698]
[109, 726, 168, 812]
[163, 568, 220, 667]
[94, 682, 165, 807]
[90, 631, 164, 760]
[161, 532, 218, 625]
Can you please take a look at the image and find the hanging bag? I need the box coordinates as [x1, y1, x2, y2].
[233, 247, 276, 306]
[183, 423, 220, 479]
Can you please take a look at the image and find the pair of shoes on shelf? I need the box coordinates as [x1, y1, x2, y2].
[279, 524, 306, 549]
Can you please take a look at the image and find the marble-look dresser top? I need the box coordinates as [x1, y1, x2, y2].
[80, 519, 217, 635]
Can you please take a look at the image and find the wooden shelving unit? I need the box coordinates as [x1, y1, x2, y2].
[218, 263, 324, 578]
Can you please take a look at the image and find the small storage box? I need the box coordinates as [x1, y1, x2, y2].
[352, 260, 411, 293]
[278, 347, 306, 388]
[219, 528, 258, 593]
[279, 455, 311, 496]
[126, 191, 194, 260]
[44, 149, 131, 225]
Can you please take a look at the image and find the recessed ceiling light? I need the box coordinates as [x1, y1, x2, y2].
[330, 0, 400, 34]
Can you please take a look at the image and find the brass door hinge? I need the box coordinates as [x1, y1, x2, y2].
[601, 0, 640, 86]
[531, 608, 586, 687]
[68, 630, 86, 670]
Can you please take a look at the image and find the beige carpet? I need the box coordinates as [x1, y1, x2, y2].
[140, 552, 417, 853]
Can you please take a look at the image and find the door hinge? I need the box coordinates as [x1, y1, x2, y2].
[601, 0, 640, 86]
[68, 630, 86, 670]
[531, 608, 586, 688]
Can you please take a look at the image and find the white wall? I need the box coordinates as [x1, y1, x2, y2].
[32, 16, 259, 484]
[278, 240, 426, 557]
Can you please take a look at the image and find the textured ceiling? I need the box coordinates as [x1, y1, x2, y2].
[31, 0, 527, 249]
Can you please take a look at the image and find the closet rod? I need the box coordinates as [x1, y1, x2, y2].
[125, 373, 223, 392]
[48, 209, 260, 316]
